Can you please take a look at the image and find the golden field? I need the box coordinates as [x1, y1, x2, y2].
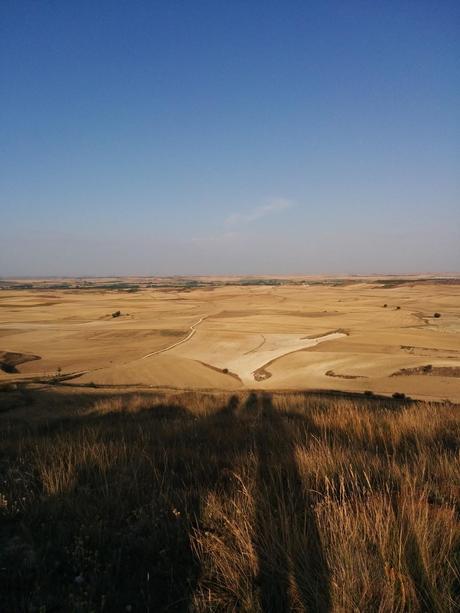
[1, 277, 460, 401]
[1, 278, 460, 611]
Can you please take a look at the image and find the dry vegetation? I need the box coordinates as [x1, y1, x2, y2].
[1, 387, 459, 611]
[2, 279, 460, 401]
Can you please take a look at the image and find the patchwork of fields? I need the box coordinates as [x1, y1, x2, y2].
[1, 279, 460, 401]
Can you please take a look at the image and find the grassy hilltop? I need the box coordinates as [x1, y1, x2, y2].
[1, 387, 459, 612]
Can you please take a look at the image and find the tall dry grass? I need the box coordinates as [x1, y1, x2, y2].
[0, 388, 459, 611]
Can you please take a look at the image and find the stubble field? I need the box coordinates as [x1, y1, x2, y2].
[1, 277, 460, 401]
[1, 277, 460, 611]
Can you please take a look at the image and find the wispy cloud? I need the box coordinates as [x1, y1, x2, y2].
[192, 198, 293, 245]
[225, 198, 293, 226]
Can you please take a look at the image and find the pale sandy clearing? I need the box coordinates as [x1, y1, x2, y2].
[170, 330, 346, 383]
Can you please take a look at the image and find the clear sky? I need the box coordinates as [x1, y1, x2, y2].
[1, 1, 459, 276]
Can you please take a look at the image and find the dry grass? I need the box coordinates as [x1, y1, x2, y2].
[0, 388, 459, 611]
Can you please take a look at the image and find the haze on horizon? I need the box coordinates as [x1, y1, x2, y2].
[1, 1, 459, 277]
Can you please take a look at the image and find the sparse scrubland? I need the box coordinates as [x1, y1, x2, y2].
[1, 388, 459, 611]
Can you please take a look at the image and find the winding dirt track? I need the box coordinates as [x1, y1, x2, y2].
[141, 316, 207, 359]
[18, 315, 211, 383]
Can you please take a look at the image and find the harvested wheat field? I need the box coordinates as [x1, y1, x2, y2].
[1, 277, 460, 401]
[2, 280, 458, 611]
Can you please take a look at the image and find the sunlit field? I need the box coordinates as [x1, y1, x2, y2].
[1, 387, 459, 611]
[2, 277, 460, 402]
[2, 0, 459, 609]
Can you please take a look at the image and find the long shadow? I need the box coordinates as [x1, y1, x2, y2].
[172, 393, 243, 611]
[3, 389, 332, 611]
[389, 496, 440, 613]
[245, 392, 331, 612]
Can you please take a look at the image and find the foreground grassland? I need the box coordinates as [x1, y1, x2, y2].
[1, 388, 459, 611]
[1, 278, 460, 401]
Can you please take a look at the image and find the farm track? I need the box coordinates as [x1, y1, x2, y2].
[141, 315, 208, 359]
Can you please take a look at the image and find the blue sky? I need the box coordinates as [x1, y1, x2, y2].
[1, 1, 459, 276]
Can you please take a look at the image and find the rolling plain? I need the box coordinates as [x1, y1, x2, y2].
[1, 276, 460, 611]
[1, 277, 460, 401]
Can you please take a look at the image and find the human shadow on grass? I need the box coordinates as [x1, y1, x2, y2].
[243, 392, 331, 612]
[2, 391, 332, 612]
